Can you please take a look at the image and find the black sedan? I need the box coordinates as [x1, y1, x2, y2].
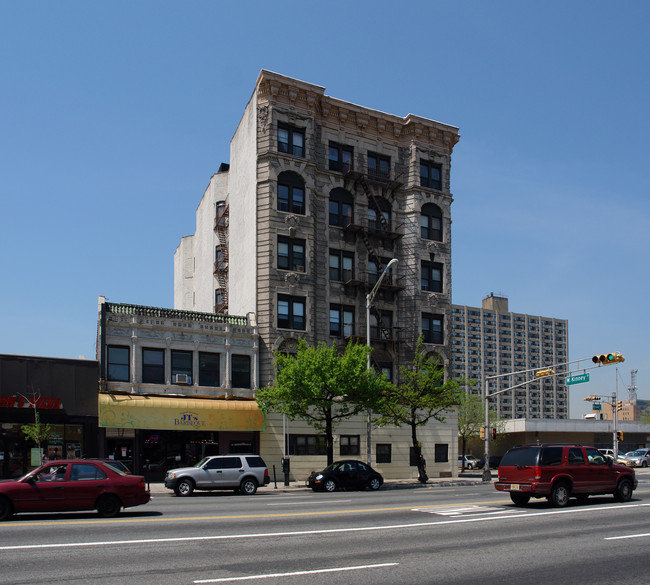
[307, 460, 383, 492]
[477, 455, 502, 469]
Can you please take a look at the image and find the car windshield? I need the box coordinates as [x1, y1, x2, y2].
[629, 450, 646, 457]
[102, 461, 129, 475]
[323, 462, 345, 473]
[501, 446, 541, 467]
[195, 457, 211, 468]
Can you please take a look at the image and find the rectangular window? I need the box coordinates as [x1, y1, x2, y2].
[278, 295, 306, 330]
[277, 182, 305, 215]
[289, 434, 327, 456]
[199, 352, 220, 387]
[434, 443, 449, 463]
[420, 161, 442, 190]
[329, 249, 354, 281]
[422, 313, 444, 344]
[329, 197, 353, 227]
[278, 236, 306, 271]
[367, 152, 390, 180]
[340, 435, 360, 456]
[329, 304, 355, 337]
[329, 142, 353, 172]
[376, 444, 392, 464]
[142, 348, 164, 384]
[231, 355, 251, 389]
[278, 123, 305, 157]
[107, 346, 129, 382]
[421, 260, 443, 293]
[171, 350, 192, 384]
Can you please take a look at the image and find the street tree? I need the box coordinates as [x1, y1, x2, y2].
[457, 391, 506, 470]
[20, 392, 52, 460]
[375, 336, 465, 483]
[256, 339, 387, 465]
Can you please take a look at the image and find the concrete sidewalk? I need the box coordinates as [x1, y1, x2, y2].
[146, 472, 492, 494]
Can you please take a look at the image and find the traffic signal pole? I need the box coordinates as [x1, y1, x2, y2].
[481, 352, 624, 482]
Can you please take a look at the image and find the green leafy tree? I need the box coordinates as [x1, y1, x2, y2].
[256, 339, 387, 465]
[375, 337, 465, 483]
[457, 391, 484, 468]
[21, 401, 52, 458]
[457, 391, 506, 469]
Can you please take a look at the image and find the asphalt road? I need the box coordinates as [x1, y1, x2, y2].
[2, 471, 650, 585]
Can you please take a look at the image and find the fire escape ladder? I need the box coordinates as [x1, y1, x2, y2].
[358, 176, 391, 232]
[370, 305, 392, 342]
[360, 229, 382, 268]
[214, 203, 229, 313]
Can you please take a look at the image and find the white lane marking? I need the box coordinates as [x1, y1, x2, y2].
[413, 505, 505, 516]
[193, 563, 398, 583]
[2, 503, 647, 551]
[267, 500, 352, 506]
[605, 533, 650, 540]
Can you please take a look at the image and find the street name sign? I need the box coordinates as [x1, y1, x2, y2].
[566, 373, 590, 385]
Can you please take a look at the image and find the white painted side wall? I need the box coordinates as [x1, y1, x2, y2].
[173, 235, 194, 310]
[227, 94, 258, 316]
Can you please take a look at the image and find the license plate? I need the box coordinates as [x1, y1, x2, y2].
[509, 484, 520, 491]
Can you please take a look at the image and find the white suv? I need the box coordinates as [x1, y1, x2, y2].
[164, 455, 270, 496]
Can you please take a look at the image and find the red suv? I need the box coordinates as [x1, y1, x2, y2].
[495, 444, 637, 507]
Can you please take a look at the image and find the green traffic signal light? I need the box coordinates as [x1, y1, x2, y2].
[592, 352, 625, 365]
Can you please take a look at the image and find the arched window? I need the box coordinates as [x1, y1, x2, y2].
[277, 172, 305, 215]
[420, 203, 442, 241]
[329, 188, 354, 226]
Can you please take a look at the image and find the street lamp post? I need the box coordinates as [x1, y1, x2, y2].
[365, 258, 398, 466]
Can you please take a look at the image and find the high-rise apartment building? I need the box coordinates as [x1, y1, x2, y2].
[450, 294, 569, 419]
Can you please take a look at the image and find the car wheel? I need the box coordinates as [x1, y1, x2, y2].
[174, 478, 195, 497]
[614, 478, 633, 502]
[642, 461, 648, 468]
[240, 478, 258, 495]
[324, 478, 337, 492]
[369, 477, 382, 491]
[549, 482, 570, 507]
[510, 493, 531, 506]
[96, 494, 122, 518]
[0, 496, 13, 521]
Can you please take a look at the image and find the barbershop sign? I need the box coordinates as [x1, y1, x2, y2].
[0, 395, 63, 409]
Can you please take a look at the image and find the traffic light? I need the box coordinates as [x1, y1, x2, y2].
[491, 428, 497, 440]
[480, 426, 486, 440]
[584, 395, 601, 401]
[535, 368, 555, 378]
[616, 431, 624, 441]
[592, 352, 625, 365]
[617, 400, 623, 412]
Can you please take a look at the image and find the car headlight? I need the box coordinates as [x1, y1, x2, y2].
[315, 474, 324, 481]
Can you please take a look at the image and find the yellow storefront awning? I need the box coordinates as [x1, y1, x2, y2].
[98, 393, 265, 431]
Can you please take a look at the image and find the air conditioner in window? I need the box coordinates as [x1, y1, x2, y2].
[173, 374, 191, 385]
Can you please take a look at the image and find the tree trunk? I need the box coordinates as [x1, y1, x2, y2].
[411, 418, 428, 484]
[325, 409, 334, 465]
[460, 436, 467, 471]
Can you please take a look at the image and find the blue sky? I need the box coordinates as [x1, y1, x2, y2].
[1, 1, 648, 418]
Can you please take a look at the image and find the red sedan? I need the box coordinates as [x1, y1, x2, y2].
[0, 459, 150, 520]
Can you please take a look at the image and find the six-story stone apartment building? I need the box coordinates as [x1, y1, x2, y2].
[174, 71, 462, 480]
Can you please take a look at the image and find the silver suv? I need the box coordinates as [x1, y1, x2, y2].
[164, 455, 270, 496]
